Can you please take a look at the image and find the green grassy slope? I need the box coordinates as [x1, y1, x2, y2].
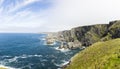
[0, 68, 7, 69]
[66, 38, 120, 69]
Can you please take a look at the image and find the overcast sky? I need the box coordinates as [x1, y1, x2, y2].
[0, 0, 120, 33]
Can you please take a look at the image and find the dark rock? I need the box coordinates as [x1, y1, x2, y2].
[47, 20, 120, 49]
[61, 21, 119, 47]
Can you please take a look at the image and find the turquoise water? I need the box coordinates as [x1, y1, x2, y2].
[0, 33, 80, 69]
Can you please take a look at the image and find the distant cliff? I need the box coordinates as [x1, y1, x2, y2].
[47, 20, 120, 49]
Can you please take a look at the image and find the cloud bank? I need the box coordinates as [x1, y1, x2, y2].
[0, 0, 120, 33]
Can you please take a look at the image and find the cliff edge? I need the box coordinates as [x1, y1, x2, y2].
[46, 20, 120, 49]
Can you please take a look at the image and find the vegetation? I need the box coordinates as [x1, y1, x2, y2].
[0, 67, 7, 69]
[109, 20, 120, 38]
[66, 38, 120, 69]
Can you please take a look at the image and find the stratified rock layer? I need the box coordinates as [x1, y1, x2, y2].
[47, 20, 120, 49]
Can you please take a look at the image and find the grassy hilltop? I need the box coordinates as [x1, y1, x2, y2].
[66, 38, 120, 69]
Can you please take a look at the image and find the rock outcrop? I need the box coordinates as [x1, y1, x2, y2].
[46, 32, 58, 45]
[46, 20, 120, 49]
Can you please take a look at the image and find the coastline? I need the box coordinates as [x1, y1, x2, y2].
[65, 38, 120, 69]
[45, 32, 86, 69]
[45, 20, 120, 69]
[61, 61, 71, 69]
[61, 51, 81, 69]
[46, 20, 120, 50]
[46, 32, 83, 50]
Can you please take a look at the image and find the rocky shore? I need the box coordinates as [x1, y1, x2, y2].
[46, 32, 84, 49]
[45, 20, 120, 69]
[46, 20, 120, 49]
[46, 32, 58, 45]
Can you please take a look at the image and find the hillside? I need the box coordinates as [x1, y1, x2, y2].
[47, 20, 120, 49]
[66, 38, 120, 69]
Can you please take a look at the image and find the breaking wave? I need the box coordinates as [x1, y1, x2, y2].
[2, 54, 43, 63]
[54, 47, 70, 52]
[0, 65, 16, 69]
[54, 60, 70, 67]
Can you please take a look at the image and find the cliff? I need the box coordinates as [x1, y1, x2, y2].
[66, 38, 120, 69]
[46, 20, 120, 49]
[56, 20, 120, 48]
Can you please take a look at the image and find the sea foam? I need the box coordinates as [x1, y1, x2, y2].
[3, 54, 43, 63]
[54, 47, 70, 52]
[0, 65, 15, 69]
[54, 60, 70, 67]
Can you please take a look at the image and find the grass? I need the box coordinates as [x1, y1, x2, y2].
[66, 38, 120, 69]
[0, 67, 7, 69]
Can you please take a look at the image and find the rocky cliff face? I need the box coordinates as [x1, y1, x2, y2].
[47, 20, 120, 49]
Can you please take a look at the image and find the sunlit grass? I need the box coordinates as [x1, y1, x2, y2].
[66, 38, 120, 69]
[0, 67, 7, 69]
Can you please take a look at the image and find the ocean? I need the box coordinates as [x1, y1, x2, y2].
[0, 33, 80, 69]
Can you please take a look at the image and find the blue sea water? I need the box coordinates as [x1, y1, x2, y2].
[0, 33, 80, 69]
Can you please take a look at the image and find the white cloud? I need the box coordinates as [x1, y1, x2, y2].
[1, 0, 120, 33]
[0, 0, 46, 33]
[0, 0, 4, 5]
[42, 0, 120, 32]
[8, 0, 42, 12]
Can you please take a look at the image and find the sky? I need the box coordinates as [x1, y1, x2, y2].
[0, 0, 120, 33]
